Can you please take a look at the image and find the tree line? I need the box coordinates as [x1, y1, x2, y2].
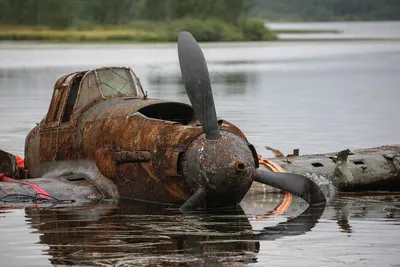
[0, 0, 255, 28]
[1, 0, 398, 29]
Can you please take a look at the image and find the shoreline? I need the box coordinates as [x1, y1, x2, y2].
[3, 21, 400, 44]
[0, 19, 276, 43]
[0, 25, 343, 44]
[0, 38, 399, 48]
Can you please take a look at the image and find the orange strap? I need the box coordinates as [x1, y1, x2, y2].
[257, 154, 292, 217]
[258, 153, 285, 172]
[15, 155, 24, 169]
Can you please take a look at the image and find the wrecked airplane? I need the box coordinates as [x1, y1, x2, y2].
[4, 31, 397, 209]
[0, 32, 326, 208]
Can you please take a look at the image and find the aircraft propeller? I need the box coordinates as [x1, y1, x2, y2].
[177, 31, 326, 210]
[178, 31, 221, 140]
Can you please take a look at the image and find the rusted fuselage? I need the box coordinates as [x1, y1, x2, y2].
[24, 66, 257, 204]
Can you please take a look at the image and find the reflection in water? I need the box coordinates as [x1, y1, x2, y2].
[23, 198, 324, 266]
[147, 71, 254, 96]
[256, 205, 325, 241]
[2, 193, 400, 266]
[333, 200, 352, 234]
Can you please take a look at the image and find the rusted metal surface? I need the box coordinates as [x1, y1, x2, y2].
[112, 150, 151, 163]
[183, 132, 255, 206]
[22, 67, 255, 205]
[265, 146, 284, 158]
[12, 63, 394, 207]
[24, 126, 40, 177]
[7, 62, 398, 207]
[0, 149, 18, 178]
[45, 72, 86, 128]
[3, 34, 329, 207]
[3, 34, 395, 208]
[81, 101, 201, 203]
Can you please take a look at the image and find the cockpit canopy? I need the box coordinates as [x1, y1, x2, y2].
[75, 67, 144, 110]
[45, 66, 144, 127]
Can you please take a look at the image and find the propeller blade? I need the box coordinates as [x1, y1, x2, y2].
[254, 169, 326, 205]
[178, 31, 220, 139]
[180, 188, 207, 210]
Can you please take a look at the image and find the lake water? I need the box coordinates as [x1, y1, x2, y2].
[268, 20, 400, 40]
[1, 21, 400, 266]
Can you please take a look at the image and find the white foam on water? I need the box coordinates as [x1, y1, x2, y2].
[305, 172, 337, 202]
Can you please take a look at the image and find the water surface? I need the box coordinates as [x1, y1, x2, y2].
[1, 195, 399, 266]
[268, 21, 400, 40]
[1, 21, 400, 266]
[1, 40, 399, 156]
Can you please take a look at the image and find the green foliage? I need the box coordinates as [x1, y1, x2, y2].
[0, 0, 255, 27]
[0, 0, 81, 28]
[141, 0, 167, 21]
[0, 0, 399, 30]
[166, 19, 245, 42]
[240, 19, 276, 41]
[0, 19, 276, 42]
[0, 0, 276, 42]
[168, 0, 254, 25]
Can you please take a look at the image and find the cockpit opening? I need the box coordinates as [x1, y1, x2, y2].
[45, 67, 145, 128]
[137, 103, 195, 125]
[62, 75, 82, 123]
[74, 67, 144, 111]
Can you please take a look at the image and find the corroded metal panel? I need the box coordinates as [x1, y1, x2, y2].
[268, 145, 400, 190]
[45, 72, 86, 128]
[25, 76, 250, 203]
[25, 125, 40, 177]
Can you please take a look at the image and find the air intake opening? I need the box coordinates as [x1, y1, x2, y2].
[138, 103, 195, 125]
[351, 160, 365, 165]
[177, 152, 184, 176]
[311, 162, 324, 167]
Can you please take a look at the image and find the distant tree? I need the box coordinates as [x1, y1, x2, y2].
[85, 0, 140, 25]
[35, 0, 78, 28]
[1, 0, 399, 28]
[0, 0, 38, 25]
[169, 0, 254, 24]
[0, 0, 80, 28]
[141, 0, 168, 21]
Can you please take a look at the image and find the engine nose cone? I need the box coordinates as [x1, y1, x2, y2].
[183, 131, 255, 206]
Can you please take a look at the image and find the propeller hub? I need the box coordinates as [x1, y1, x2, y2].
[183, 131, 255, 206]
